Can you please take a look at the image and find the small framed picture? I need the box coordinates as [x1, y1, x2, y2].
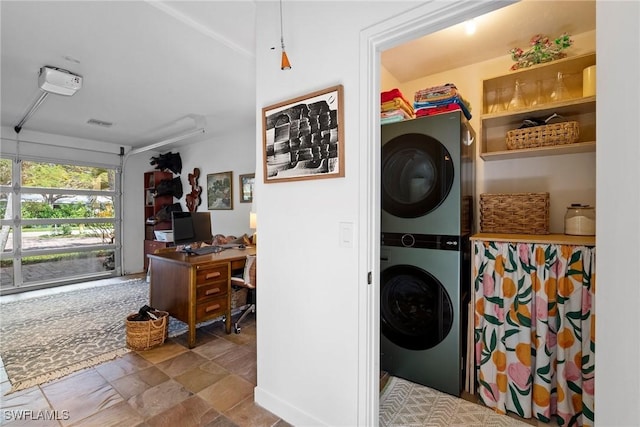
[207, 171, 233, 210]
[239, 173, 255, 203]
[262, 84, 345, 183]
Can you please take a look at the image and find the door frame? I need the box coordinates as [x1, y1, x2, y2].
[357, 1, 516, 423]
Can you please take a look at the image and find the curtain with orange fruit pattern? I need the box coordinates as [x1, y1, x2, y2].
[473, 240, 595, 426]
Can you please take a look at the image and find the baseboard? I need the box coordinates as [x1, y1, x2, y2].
[254, 385, 327, 426]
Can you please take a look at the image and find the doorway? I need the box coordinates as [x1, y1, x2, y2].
[362, 0, 600, 423]
[358, 1, 519, 423]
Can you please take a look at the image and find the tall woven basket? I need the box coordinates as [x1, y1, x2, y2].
[480, 192, 550, 234]
[125, 310, 169, 351]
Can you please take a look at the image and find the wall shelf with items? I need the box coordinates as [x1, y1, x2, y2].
[480, 52, 596, 161]
[144, 170, 175, 270]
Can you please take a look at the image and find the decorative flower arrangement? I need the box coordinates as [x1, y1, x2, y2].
[510, 33, 573, 71]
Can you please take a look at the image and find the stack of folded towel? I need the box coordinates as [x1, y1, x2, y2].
[413, 83, 472, 120]
[381, 88, 415, 125]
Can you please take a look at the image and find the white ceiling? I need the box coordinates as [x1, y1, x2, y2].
[1, 1, 595, 150]
[382, 0, 595, 82]
[1, 1, 257, 148]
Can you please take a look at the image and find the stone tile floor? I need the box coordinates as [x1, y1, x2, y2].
[0, 289, 289, 427]
[1, 276, 547, 426]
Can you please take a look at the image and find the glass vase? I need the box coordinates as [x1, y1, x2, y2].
[491, 87, 508, 113]
[529, 80, 546, 107]
[508, 79, 527, 110]
[550, 71, 569, 102]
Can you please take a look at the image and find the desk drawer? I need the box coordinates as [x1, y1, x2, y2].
[196, 295, 228, 321]
[195, 263, 229, 285]
[196, 282, 227, 301]
[230, 259, 245, 271]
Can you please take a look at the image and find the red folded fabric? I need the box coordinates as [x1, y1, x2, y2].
[415, 103, 461, 117]
[381, 88, 410, 105]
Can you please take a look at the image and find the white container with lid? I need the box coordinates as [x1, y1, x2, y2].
[564, 204, 596, 236]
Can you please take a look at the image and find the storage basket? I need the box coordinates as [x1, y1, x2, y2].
[231, 287, 248, 309]
[480, 192, 550, 234]
[506, 121, 579, 150]
[125, 310, 169, 351]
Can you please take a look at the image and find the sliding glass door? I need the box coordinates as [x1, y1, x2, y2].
[0, 157, 121, 294]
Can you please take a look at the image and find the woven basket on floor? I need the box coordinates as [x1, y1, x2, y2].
[231, 287, 248, 309]
[506, 121, 579, 150]
[125, 310, 169, 351]
[480, 192, 550, 234]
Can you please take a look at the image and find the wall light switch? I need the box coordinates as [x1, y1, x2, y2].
[339, 222, 354, 248]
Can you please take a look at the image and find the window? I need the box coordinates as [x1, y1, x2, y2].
[0, 158, 120, 294]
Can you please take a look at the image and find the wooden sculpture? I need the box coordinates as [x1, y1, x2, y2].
[185, 168, 202, 212]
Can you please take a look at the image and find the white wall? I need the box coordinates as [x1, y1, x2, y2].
[121, 152, 150, 274]
[380, 65, 401, 90]
[254, 2, 640, 427]
[176, 126, 256, 237]
[594, 1, 640, 423]
[253, 2, 422, 425]
[123, 126, 256, 273]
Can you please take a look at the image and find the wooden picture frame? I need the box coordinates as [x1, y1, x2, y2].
[207, 171, 233, 210]
[239, 173, 255, 203]
[262, 84, 344, 183]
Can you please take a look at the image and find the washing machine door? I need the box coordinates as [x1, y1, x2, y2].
[382, 133, 454, 218]
[381, 264, 453, 350]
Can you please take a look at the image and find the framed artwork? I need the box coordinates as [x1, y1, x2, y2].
[239, 173, 255, 203]
[262, 84, 344, 183]
[206, 171, 233, 210]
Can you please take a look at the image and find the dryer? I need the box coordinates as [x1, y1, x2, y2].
[381, 111, 474, 236]
[379, 234, 470, 397]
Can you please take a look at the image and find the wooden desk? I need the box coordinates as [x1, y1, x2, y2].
[148, 246, 256, 348]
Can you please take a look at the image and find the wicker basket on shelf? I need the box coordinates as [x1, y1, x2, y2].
[506, 121, 579, 150]
[480, 192, 550, 234]
[125, 310, 169, 351]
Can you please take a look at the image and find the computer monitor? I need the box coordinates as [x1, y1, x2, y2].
[191, 212, 213, 243]
[171, 211, 212, 245]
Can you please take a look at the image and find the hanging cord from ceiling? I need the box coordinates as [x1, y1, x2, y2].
[280, 0, 291, 70]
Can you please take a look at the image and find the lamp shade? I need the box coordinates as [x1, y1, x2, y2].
[249, 212, 257, 229]
[281, 50, 291, 70]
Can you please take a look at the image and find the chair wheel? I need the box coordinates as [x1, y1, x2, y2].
[234, 324, 241, 334]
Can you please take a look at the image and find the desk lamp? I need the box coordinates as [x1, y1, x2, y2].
[250, 212, 257, 245]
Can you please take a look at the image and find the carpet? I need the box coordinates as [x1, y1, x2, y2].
[0, 278, 202, 394]
[379, 376, 532, 427]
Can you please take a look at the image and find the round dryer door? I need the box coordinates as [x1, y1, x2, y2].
[382, 133, 454, 218]
[381, 264, 453, 350]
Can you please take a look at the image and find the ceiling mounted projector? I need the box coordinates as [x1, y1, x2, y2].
[38, 66, 82, 96]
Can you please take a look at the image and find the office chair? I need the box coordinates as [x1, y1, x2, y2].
[230, 254, 256, 334]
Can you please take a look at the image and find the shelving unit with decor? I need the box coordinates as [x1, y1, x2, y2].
[479, 52, 596, 161]
[143, 171, 174, 270]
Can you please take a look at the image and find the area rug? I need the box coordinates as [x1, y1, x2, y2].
[0, 278, 205, 394]
[379, 376, 532, 427]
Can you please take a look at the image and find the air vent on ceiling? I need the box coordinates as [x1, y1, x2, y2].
[87, 119, 113, 127]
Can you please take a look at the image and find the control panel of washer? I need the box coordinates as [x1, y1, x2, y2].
[381, 232, 461, 251]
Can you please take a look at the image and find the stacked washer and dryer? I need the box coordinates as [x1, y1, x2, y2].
[380, 111, 475, 397]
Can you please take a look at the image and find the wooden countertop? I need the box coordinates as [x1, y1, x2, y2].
[471, 233, 595, 246]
